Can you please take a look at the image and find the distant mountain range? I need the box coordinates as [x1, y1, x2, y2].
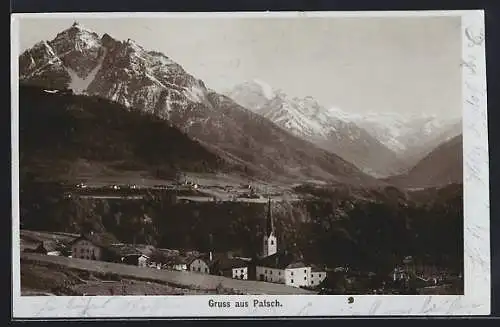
[18, 23, 379, 185]
[226, 80, 461, 177]
[384, 134, 463, 189]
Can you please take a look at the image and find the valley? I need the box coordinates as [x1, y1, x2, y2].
[16, 22, 465, 296]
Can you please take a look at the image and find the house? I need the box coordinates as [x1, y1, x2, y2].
[70, 232, 119, 261]
[309, 265, 328, 287]
[212, 257, 249, 280]
[122, 254, 150, 267]
[255, 251, 311, 288]
[187, 257, 210, 274]
[166, 256, 188, 271]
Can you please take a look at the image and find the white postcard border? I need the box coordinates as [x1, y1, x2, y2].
[11, 10, 489, 318]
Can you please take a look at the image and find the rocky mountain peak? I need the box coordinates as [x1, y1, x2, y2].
[19, 25, 381, 184]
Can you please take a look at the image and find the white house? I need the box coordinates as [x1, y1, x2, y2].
[188, 257, 210, 274]
[214, 257, 249, 280]
[255, 252, 312, 287]
[167, 256, 188, 271]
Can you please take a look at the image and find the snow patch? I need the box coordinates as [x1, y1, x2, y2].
[183, 84, 206, 103]
[251, 79, 275, 100]
[65, 49, 107, 94]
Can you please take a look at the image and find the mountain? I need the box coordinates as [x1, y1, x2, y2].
[329, 108, 462, 169]
[19, 23, 378, 185]
[400, 120, 462, 170]
[18, 84, 228, 182]
[328, 108, 461, 153]
[226, 80, 405, 177]
[384, 134, 463, 189]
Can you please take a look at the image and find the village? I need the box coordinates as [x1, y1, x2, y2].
[21, 184, 458, 296]
[23, 196, 331, 291]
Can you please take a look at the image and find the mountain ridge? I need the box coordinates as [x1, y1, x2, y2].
[226, 80, 406, 177]
[19, 23, 380, 186]
[384, 134, 463, 189]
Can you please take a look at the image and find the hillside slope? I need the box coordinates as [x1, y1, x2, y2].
[19, 84, 229, 182]
[227, 80, 405, 177]
[384, 135, 463, 188]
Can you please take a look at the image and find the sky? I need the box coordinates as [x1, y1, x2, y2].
[17, 15, 462, 118]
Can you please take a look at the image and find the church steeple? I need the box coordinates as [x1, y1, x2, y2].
[262, 197, 277, 257]
[266, 197, 274, 236]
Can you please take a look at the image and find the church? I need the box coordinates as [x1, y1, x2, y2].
[254, 198, 328, 288]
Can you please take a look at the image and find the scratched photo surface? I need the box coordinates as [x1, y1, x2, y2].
[16, 14, 465, 298]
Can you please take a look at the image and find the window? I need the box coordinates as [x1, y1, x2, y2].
[198, 267, 201, 272]
[291, 272, 294, 276]
[304, 269, 307, 273]
[291, 279, 294, 284]
[241, 269, 244, 273]
[270, 240, 274, 245]
[319, 274, 322, 278]
[279, 272, 281, 275]
[80, 248, 84, 253]
[270, 271, 273, 275]
[312, 281, 315, 284]
[304, 276, 307, 280]
[264, 269, 267, 273]
[311, 274, 314, 277]
[205, 268, 208, 273]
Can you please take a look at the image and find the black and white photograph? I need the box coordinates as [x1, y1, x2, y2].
[11, 11, 489, 317]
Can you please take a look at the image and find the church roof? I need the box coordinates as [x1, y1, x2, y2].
[256, 251, 303, 270]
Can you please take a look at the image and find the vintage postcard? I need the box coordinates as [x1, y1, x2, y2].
[11, 10, 489, 318]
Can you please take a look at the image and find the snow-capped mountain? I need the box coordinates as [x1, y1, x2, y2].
[327, 108, 462, 154]
[227, 81, 406, 177]
[226, 79, 277, 111]
[19, 23, 379, 184]
[20, 22, 211, 121]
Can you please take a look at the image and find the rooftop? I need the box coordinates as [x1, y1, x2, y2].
[255, 251, 304, 270]
[70, 232, 119, 249]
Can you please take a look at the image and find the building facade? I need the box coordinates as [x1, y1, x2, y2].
[309, 269, 327, 287]
[71, 238, 102, 260]
[285, 265, 311, 288]
[138, 254, 149, 267]
[232, 266, 248, 280]
[256, 265, 286, 283]
[188, 258, 210, 274]
[173, 263, 188, 271]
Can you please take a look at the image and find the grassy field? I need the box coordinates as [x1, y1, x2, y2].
[21, 253, 316, 295]
[21, 261, 217, 296]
